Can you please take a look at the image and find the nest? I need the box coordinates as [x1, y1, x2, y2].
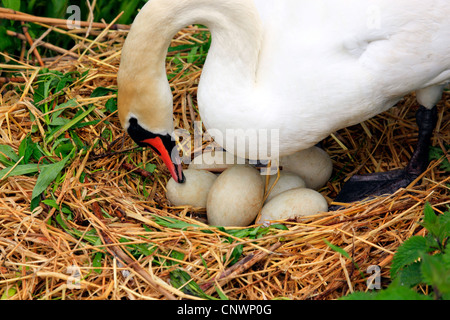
[0, 17, 449, 300]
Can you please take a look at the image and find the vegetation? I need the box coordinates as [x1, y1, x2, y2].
[331, 203, 450, 300]
[1, 0, 148, 58]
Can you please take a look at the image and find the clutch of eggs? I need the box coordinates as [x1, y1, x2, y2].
[166, 147, 332, 227]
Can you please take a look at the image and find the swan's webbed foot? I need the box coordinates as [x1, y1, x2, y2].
[330, 105, 438, 211]
[329, 169, 419, 210]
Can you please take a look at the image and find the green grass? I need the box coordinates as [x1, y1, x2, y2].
[329, 203, 450, 300]
[2, 0, 147, 23]
[0, 0, 148, 58]
[0, 68, 118, 211]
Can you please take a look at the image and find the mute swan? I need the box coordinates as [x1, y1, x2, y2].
[118, 0, 450, 204]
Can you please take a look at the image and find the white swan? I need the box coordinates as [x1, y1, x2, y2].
[118, 0, 449, 202]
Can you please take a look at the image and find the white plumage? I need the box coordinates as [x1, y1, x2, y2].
[118, 0, 449, 162]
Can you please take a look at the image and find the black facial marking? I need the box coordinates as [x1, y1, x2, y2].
[127, 117, 175, 156]
[127, 117, 157, 147]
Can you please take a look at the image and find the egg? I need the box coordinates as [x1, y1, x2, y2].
[188, 150, 247, 172]
[257, 188, 328, 224]
[263, 171, 306, 203]
[280, 146, 333, 190]
[207, 165, 264, 227]
[166, 169, 217, 208]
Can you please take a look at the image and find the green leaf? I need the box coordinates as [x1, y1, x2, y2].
[270, 224, 289, 231]
[45, 105, 96, 144]
[436, 211, 450, 243]
[429, 145, 450, 172]
[228, 244, 243, 265]
[420, 254, 450, 295]
[420, 202, 443, 242]
[423, 202, 437, 227]
[214, 285, 229, 300]
[33, 73, 55, 105]
[324, 239, 351, 260]
[49, 117, 71, 127]
[18, 136, 34, 164]
[375, 283, 432, 300]
[51, 99, 77, 121]
[46, 0, 68, 18]
[43, 199, 71, 214]
[93, 252, 103, 274]
[443, 247, 450, 269]
[0, 163, 53, 180]
[105, 98, 117, 113]
[55, 213, 70, 231]
[151, 215, 203, 230]
[169, 269, 215, 299]
[90, 87, 117, 98]
[225, 224, 285, 240]
[396, 261, 423, 287]
[70, 131, 85, 149]
[1, 0, 20, 11]
[0, 144, 18, 166]
[422, 208, 450, 249]
[340, 291, 377, 300]
[31, 152, 72, 207]
[54, 143, 75, 158]
[324, 239, 365, 280]
[0, 26, 14, 51]
[55, 213, 99, 244]
[132, 243, 156, 257]
[117, 0, 142, 24]
[1, 287, 17, 300]
[187, 46, 198, 64]
[391, 236, 429, 278]
[145, 163, 157, 173]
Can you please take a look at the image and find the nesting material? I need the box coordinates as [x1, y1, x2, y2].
[207, 165, 264, 227]
[258, 188, 329, 224]
[280, 146, 333, 190]
[166, 169, 217, 208]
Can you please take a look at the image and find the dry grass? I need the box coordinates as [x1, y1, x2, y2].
[0, 22, 449, 300]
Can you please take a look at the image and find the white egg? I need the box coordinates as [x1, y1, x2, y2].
[189, 150, 247, 172]
[263, 171, 306, 203]
[257, 188, 328, 224]
[207, 165, 264, 227]
[166, 169, 217, 208]
[280, 146, 333, 190]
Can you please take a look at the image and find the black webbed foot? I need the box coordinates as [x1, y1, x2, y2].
[329, 169, 418, 210]
[330, 105, 438, 211]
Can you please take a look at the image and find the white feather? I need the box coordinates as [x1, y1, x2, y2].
[118, 0, 450, 160]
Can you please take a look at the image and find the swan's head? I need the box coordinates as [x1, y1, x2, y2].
[117, 0, 263, 184]
[117, 55, 185, 184]
[124, 117, 185, 184]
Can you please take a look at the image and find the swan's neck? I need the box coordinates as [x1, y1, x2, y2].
[118, 0, 263, 134]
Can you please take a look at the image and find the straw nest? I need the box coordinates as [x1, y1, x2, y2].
[0, 21, 449, 300]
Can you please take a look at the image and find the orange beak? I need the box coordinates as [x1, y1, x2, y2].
[142, 137, 185, 183]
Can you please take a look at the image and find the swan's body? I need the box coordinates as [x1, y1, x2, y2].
[118, 0, 449, 187]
